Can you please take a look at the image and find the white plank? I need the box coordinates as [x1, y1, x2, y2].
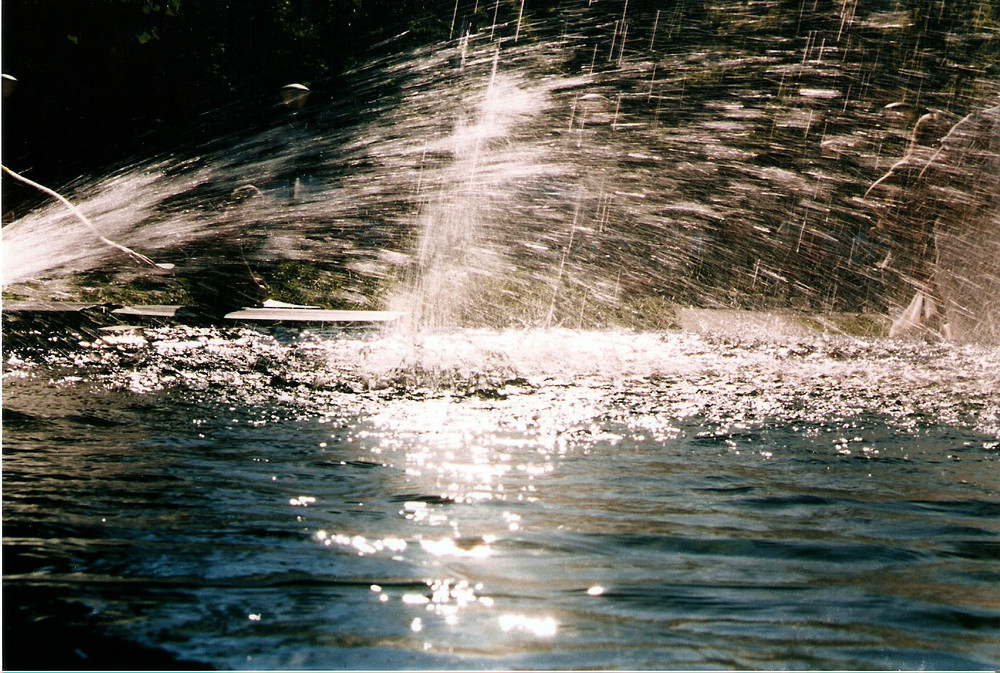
[3, 301, 109, 313]
[223, 308, 403, 322]
[112, 305, 188, 318]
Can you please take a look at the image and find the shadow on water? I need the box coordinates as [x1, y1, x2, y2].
[2, 585, 210, 671]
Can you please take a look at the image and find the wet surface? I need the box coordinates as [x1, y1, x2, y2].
[3, 325, 999, 669]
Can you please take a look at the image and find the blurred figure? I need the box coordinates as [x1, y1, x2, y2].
[182, 83, 318, 316]
[869, 104, 1000, 343]
[279, 83, 323, 203]
[183, 234, 269, 318]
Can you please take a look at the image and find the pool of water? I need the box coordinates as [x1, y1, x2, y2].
[3, 325, 999, 669]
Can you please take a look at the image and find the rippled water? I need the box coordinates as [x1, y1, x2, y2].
[3, 324, 1000, 669]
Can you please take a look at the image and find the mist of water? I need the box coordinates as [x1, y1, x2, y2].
[2, 1, 998, 341]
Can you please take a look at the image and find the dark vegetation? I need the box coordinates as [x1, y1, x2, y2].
[8, 0, 995, 204]
[2, 0, 453, 195]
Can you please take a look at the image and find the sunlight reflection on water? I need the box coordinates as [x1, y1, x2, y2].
[3, 325, 999, 669]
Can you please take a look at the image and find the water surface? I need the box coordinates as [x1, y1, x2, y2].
[3, 325, 999, 669]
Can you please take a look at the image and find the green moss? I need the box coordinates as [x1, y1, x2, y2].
[77, 278, 192, 306]
[795, 313, 890, 337]
[830, 314, 891, 338]
[258, 262, 347, 307]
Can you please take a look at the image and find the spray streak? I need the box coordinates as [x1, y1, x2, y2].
[2, 165, 173, 273]
[1, 3, 996, 339]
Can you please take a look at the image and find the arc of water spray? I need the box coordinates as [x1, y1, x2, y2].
[1, 165, 173, 270]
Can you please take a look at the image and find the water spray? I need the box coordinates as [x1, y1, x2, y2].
[1, 165, 174, 270]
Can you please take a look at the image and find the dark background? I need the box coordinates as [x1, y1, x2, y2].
[5, 0, 998, 196]
[2, 0, 998, 317]
[2, 0, 453, 200]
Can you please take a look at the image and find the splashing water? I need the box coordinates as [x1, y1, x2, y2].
[2, 3, 998, 340]
[4, 7, 1000, 667]
[1, 166, 174, 272]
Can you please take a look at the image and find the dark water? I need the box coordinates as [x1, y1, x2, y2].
[3, 323, 999, 670]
